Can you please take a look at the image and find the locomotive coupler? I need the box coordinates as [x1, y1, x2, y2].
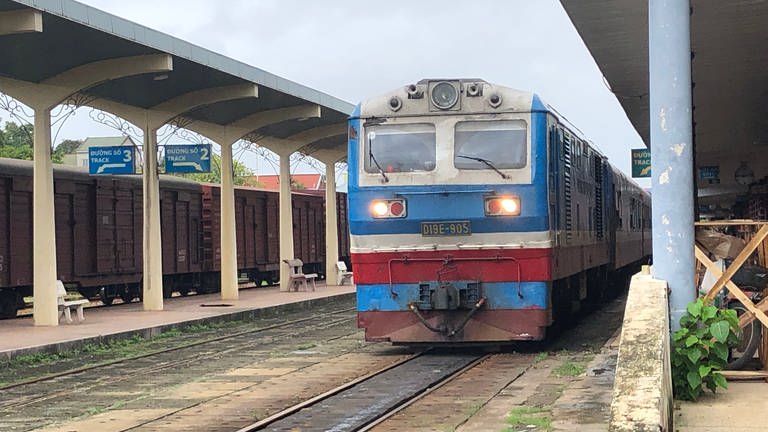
[409, 296, 487, 337]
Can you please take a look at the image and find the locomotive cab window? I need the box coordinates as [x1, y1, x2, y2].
[453, 120, 527, 170]
[364, 123, 436, 173]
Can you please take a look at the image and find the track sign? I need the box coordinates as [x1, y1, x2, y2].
[89, 146, 135, 175]
[165, 144, 212, 173]
[631, 148, 651, 178]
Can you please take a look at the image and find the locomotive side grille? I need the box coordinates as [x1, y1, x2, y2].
[594, 155, 604, 240]
[462, 282, 481, 305]
[418, 283, 431, 308]
[563, 134, 573, 241]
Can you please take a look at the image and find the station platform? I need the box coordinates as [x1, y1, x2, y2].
[0, 283, 356, 362]
[676, 380, 767, 431]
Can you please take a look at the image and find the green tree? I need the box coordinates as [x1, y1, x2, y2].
[175, 153, 262, 187]
[52, 139, 82, 163]
[0, 121, 34, 160]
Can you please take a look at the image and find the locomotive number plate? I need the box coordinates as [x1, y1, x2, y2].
[421, 221, 471, 236]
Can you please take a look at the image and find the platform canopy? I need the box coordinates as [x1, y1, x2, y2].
[560, 1, 768, 209]
[0, 0, 353, 158]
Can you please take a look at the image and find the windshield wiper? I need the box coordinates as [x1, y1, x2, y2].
[369, 149, 389, 183]
[456, 154, 509, 179]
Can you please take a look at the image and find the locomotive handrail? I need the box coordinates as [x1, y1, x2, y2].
[394, 189, 495, 196]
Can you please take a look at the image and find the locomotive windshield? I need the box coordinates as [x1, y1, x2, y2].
[453, 120, 527, 170]
[364, 123, 436, 173]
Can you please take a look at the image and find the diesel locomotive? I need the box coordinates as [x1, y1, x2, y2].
[347, 79, 650, 344]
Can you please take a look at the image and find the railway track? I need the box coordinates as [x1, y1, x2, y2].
[236, 351, 490, 432]
[0, 308, 356, 410]
[2, 291, 627, 432]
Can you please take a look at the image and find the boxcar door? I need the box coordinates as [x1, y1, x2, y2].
[0, 178, 10, 287]
[235, 197, 246, 268]
[175, 200, 190, 273]
[10, 178, 33, 286]
[252, 196, 268, 264]
[243, 199, 257, 268]
[74, 183, 97, 275]
[96, 179, 117, 274]
[266, 195, 280, 264]
[54, 192, 75, 280]
[115, 182, 137, 273]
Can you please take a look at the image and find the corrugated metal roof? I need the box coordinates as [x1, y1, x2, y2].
[0, 0, 352, 156]
[559, 0, 768, 202]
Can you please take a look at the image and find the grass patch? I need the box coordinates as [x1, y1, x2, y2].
[296, 342, 317, 350]
[534, 352, 549, 363]
[156, 328, 183, 339]
[2, 320, 248, 370]
[553, 361, 585, 378]
[9, 351, 63, 367]
[505, 406, 552, 431]
[463, 401, 484, 417]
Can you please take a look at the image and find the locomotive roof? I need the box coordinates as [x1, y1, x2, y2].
[355, 79, 546, 119]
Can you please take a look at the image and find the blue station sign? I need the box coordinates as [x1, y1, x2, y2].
[89, 146, 135, 175]
[165, 144, 212, 173]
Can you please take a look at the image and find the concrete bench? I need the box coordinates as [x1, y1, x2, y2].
[57, 280, 88, 323]
[283, 259, 318, 291]
[336, 261, 353, 285]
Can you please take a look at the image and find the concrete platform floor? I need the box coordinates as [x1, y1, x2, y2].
[0, 283, 356, 360]
[675, 380, 768, 431]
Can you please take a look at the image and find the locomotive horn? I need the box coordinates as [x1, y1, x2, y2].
[389, 96, 403, 112]
[466, 83, 482, 96]
[406, 84, 423, 99]
[488, 93, 502, 108]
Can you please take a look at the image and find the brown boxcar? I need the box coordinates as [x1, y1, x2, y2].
[200, 184, 350, 285]
[0, 159, 147, 313]
[0, 157, 350, 319]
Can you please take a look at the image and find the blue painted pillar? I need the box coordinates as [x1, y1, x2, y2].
[649, 0, 694, 330]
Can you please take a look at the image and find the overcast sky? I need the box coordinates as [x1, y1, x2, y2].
[16, 0, 648, 185]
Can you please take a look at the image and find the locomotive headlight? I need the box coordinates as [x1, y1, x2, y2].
[370, 199, 407, 218]
[372, 201, 389, 217]
[485, 196, 521, 216]
[430, 81, 459, 110]
[500, 198, 519, 214]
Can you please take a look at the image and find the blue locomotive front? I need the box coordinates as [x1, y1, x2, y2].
[347, 79, 650, 344]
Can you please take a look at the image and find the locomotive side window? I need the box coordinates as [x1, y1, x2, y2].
[453, 120, 527, 170]
[364, 123, 436, 173]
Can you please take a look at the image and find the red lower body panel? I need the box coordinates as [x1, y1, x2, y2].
[351, 248, 552, 285]
[357, 309, 549, 343]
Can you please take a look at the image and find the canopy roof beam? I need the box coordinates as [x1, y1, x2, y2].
[0, 8, 41, 35]
[181, 104, 321, 300]
[86, 83, 259, 311]
[0, 54, 173, 326]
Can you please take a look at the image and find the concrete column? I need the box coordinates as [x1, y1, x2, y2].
[0, 54, 173, 324]
[142, 124, 164, 310]
[324, 163, 340, 285]
[278, 152, 295, 292]
[220, 142, 238, 299]
[32, 108, 59, 326]
[649, 0, 694, 330]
